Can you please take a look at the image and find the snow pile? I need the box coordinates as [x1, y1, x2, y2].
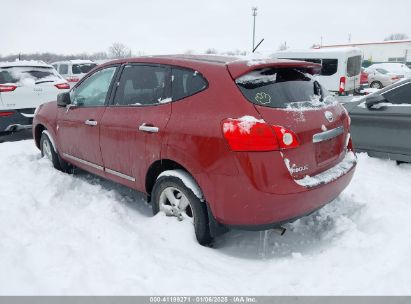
[1, 140, 411, 295]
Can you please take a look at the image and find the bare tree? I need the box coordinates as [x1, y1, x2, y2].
[384, 33, 409, 41]
[205, 48, 218, 54]
[108, 42, 132, 59]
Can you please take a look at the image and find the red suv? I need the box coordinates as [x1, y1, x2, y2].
[33, 55, 356, 245]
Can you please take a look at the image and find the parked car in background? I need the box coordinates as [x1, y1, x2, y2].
[0, 61, 69, 135]
[272, 47, 363, 95]
[367, 63, 411, 79]
[366, 67, 400, 89]
[51, 60, 97, 87]
[343, 78, 411, 163]
[33, 55, 356, 245]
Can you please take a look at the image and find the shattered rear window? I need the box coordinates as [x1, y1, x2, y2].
[235, 67, 335, 109]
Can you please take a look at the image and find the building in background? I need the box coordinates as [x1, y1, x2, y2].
[318, 40, 411, 67]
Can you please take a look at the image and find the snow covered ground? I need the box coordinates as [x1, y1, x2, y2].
[1, 139, 411, 295]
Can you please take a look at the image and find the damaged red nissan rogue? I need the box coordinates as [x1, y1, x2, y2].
[33, 55, 356, 245]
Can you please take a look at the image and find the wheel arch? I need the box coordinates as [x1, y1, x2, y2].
[34, 124, 46, 149]
[145, 159, 192, 198]
[146, 158, 228, 237]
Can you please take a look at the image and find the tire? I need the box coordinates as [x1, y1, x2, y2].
[40, 132, 71, 173]
[370, 81, 383, 89]
[152, 174, 213, 246]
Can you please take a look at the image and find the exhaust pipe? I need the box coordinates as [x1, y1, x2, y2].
[272, 227, 286, 236]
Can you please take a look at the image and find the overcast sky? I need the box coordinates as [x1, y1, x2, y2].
[2, 0, 411, 56]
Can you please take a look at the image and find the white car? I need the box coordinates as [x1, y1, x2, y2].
[0, 61, 69, 135]
[365, 67, 401, 89]
[367, 63, 411, 79]
[51, 60, 97, 87]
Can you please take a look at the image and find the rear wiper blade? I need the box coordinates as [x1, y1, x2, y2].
[35, 80, 54, 84]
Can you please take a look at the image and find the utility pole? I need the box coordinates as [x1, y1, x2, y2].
[252, 7, 258, 51]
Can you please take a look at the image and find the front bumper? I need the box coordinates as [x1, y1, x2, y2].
[0, 108, 35, 135]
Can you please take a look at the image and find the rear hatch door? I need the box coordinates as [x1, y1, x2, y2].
[233, 64, 350, 179]
[0, 66, 68, 110]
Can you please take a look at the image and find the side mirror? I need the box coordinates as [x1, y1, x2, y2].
[365, 95, 386, 109]
[57, 92, 71, 107]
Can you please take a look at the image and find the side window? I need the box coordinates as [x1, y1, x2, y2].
[321, 59, 338, 76]
[383, 83, 411, 105]
[172, 68, 207, 100]
[113, 65, 170, 106]
[70, 67, 116, 107]
[52, 64, 58, 71]
[59, 64, 68, 75]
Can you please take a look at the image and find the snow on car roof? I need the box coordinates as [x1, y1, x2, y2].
[0, 60, 52, 68]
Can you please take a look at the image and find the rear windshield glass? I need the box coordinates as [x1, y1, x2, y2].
[72, 63, 97, 74]
[347, 55, 362, 77]
[235, 67, 336, 109]
[0, 66, 61, 85]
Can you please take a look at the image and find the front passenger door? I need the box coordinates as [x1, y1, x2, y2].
[99, 64, 172, 190]
[57, 66, 117, 175]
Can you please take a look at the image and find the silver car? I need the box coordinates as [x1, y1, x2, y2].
[366, 67, 400, 89]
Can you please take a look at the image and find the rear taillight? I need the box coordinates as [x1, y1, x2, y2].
[0, 111, 15, 117]
[271, 125, 300, 149]
[222, 118, 299, 151]
[339, 77, 346, 94]
[391, 76, 400, 81]
[66, 76, 79, 83]
[55, 83, 70, 90]
[0, 84, 17, 93]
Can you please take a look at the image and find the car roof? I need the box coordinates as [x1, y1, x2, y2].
[0, 60, 52, 68]
[99, 54, 321, 79]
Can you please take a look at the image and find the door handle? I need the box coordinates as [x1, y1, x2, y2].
[85, 119, 98, 126]
[139, 123, 159, 133]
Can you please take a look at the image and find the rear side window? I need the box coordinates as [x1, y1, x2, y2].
[113, 65, 170, 106]
[347, 55, 362, 77]
[59, 64, 68, 75]
[0, 70, 16, 84]
[321, 59, 338, 76]
[236, 67, 333, 109]
[172, 68, 207, 100]
[72, 63, 97, 74]
[280, 58, 337, 76]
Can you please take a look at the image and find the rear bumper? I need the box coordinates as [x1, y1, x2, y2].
[0, 109, 34, 135]
[200, 153, 356, 228]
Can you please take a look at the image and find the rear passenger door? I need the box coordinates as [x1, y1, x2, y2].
[99, 64, 172, 190]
